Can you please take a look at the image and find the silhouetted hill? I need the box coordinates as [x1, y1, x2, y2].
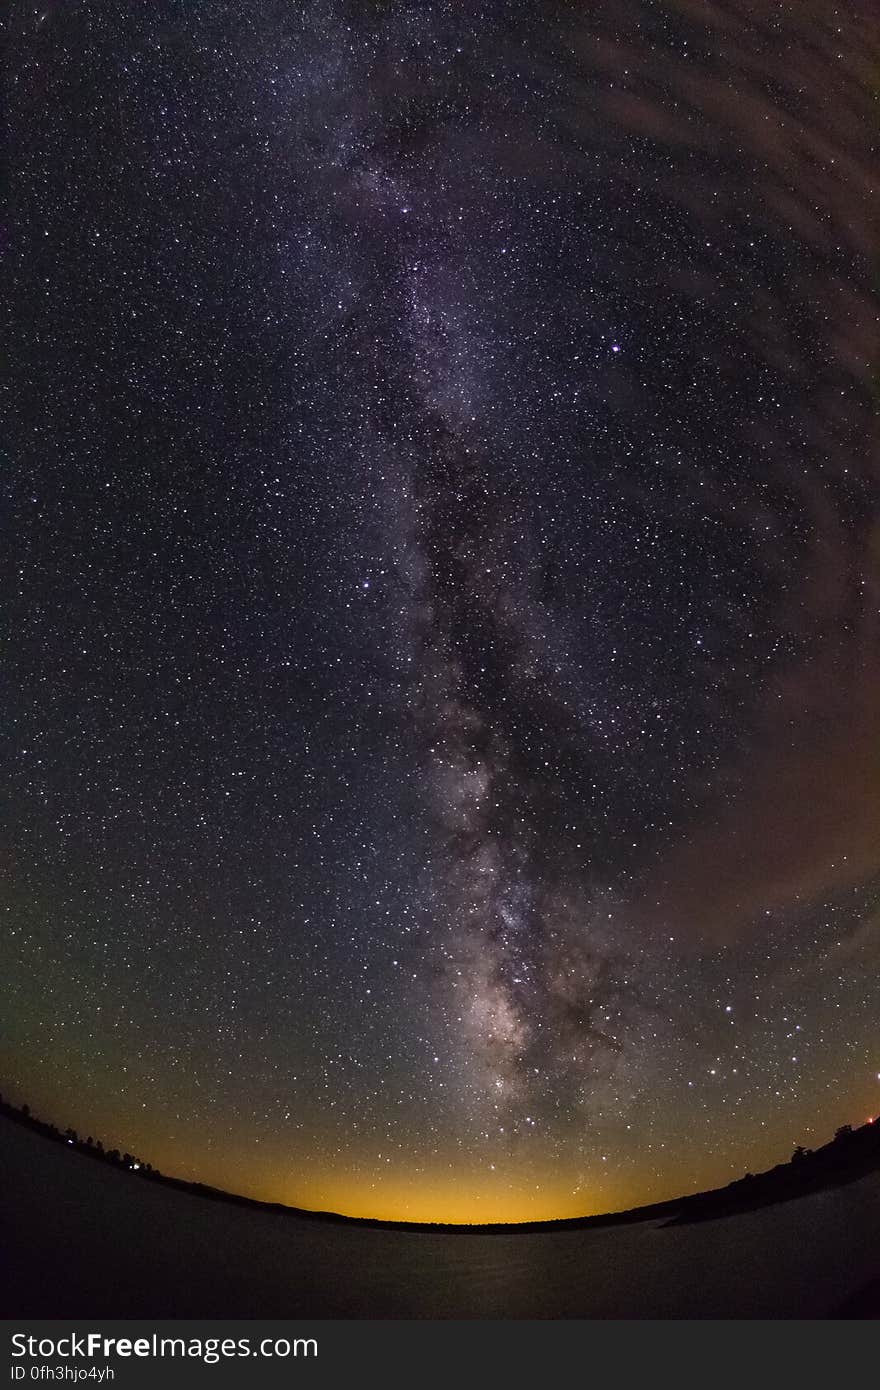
[664, 1121, 880, 1226]
[2, 1106, 879, 1317]
[1, 1091, 878, 1232]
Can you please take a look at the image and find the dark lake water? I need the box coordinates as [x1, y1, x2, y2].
[2, 1119, 878, 1317]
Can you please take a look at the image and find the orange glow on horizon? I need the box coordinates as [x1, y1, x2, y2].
[269, 1176, 633, 1226]
[5, 1064, 879, 1227]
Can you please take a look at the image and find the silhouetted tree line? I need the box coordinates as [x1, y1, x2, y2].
[0, 1094, 160, 1179]
[1, 1088, 878, 1232]
[665, 1115, 880, 1226]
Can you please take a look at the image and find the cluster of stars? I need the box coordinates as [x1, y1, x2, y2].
[2, 0, 878, 1222]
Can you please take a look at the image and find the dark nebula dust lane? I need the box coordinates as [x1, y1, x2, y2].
[3, 0, 879, 1222]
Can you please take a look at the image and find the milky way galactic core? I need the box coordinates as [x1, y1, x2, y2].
[5, 0, 879, 1221]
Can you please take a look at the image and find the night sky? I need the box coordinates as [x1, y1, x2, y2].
[4, 0, 879, 1223]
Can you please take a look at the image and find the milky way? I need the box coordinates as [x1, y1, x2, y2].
[4, 0, 879, 1220]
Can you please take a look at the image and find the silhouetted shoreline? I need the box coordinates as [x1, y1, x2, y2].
[3, 1104, 879, 1317]
[2, 1093, 878, 1233]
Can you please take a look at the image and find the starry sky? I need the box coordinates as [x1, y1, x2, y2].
[4, 0, 879, 1223]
